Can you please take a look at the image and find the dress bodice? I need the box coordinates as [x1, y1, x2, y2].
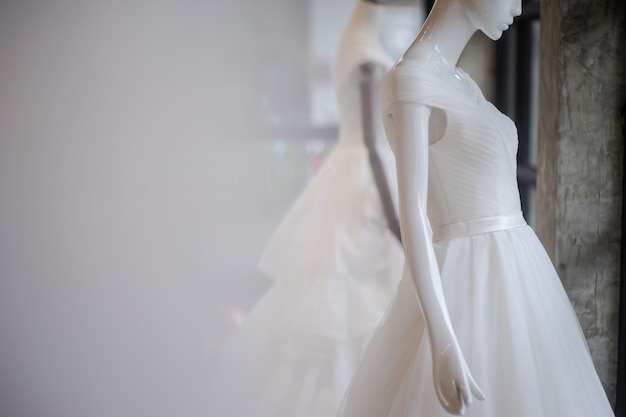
[381, 63, 522, 235]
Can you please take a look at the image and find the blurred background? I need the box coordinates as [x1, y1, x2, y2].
[0, 1, 426, 416]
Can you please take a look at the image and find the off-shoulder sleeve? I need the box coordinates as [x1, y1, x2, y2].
[381, 64, 465, 115]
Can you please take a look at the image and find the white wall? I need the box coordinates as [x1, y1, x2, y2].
[0, 1, 285, 416]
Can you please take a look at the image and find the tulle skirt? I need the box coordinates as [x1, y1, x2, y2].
[337, 225, 614, 417]
[209, 142, 404, 417]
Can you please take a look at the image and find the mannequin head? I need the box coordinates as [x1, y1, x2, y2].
[459, 0, 522, 40]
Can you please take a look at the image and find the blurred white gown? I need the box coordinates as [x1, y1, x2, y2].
[208, 20, 404, 417]
[336, 63, 615, 417]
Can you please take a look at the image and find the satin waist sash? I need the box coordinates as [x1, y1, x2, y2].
[432, 212, 527, 242]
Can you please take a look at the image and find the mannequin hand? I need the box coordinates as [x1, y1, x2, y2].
[432, 339, 484, 415]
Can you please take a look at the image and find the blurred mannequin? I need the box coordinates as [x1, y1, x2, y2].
[336, 0, 615, 416]
[208, 2, 404, 416]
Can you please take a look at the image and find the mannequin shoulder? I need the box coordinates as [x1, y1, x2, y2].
[382, 63, 451, 108]
[386, 60, 433, 84]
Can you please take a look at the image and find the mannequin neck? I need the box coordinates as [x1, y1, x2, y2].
[400, 0, 477, 70]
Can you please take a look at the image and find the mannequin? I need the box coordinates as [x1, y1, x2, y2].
[335, 0, 616, 416]
[207, 2, 404, 416]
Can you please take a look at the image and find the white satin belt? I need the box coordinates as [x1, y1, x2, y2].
[432, 212, 527, 242]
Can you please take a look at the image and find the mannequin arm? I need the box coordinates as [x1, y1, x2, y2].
[357, 62, 402, 242]
[390, 101, 484, 415]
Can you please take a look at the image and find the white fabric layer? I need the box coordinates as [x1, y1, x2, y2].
[257, 144, 403, 339]
[336, 63, 614, 417]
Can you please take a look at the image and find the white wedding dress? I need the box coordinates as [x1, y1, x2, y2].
[208, 27, 404, 417]
[336, 62, 615, 417]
